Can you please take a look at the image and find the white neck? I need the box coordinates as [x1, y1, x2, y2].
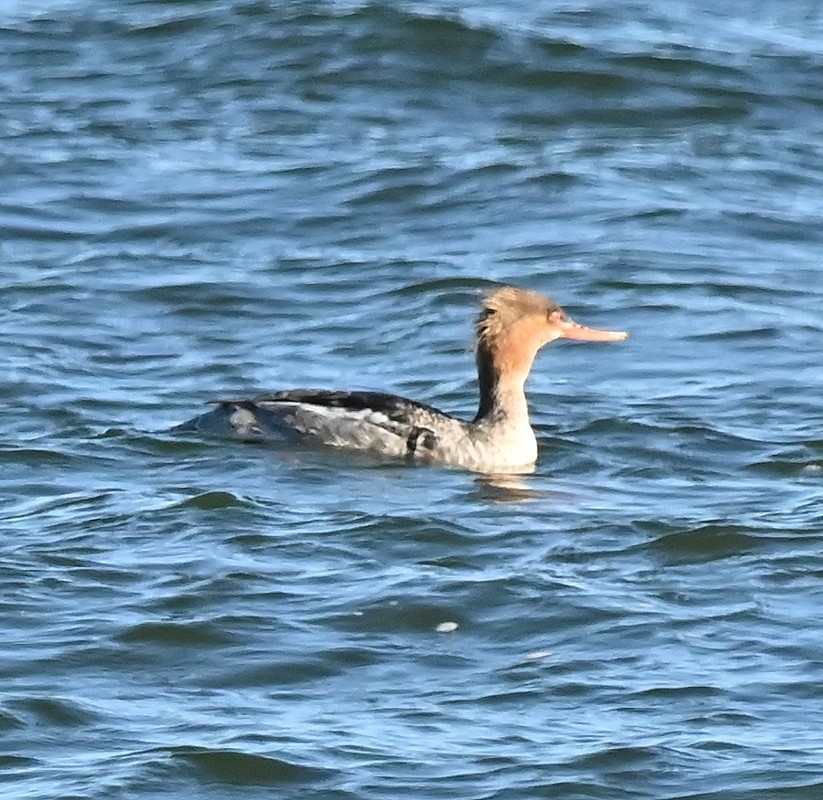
[473, 344, 532, 428]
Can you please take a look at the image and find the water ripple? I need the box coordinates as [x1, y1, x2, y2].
[3, 1, 823, 798]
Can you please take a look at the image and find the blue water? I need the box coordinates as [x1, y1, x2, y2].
[2, 1, 823, 798]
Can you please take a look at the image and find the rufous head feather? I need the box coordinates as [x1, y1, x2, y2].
[475, 287, 561, 351]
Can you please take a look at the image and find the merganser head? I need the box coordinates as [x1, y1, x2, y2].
[475, 286, 627, 383]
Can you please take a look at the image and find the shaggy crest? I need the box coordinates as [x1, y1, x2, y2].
[475, 287, 561, 349]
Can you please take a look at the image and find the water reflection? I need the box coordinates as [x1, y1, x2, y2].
[472, 470, 547, 502]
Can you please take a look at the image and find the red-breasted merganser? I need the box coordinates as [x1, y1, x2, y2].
[175, 287, 627, 473]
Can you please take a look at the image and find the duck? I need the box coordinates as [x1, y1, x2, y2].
[174, 286, 628, 473]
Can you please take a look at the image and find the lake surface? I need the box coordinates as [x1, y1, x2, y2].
[2, 1, 822, 798]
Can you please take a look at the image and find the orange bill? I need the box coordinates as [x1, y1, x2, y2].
[560, 319, 628, 342]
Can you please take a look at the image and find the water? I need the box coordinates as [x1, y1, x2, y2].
[2, 1, 823, 798]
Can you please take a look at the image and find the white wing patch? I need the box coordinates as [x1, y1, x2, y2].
[228, 406, 267, 439]
[257, 400, 410, 456]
